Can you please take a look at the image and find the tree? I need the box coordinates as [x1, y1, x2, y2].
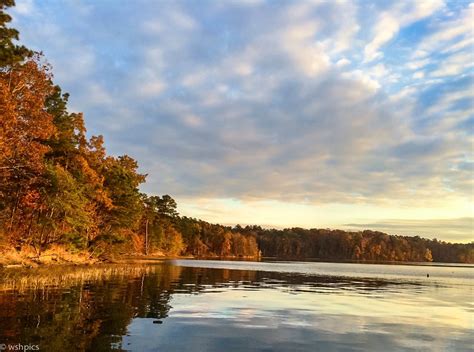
[161, 226, 184, 256]
[156, 195, 179, 220]
[0, 57, 55, 246]
[30, 163, 91, 255]
[0, 0, 32, 67]
[99, 155, 146, 245]
[44, 85, 87, 167]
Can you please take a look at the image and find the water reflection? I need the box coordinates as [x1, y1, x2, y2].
[0, 261, 472, 351]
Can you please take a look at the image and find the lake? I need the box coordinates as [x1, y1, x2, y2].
[0, 259, 472, 351]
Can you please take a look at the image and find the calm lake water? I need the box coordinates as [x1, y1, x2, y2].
[0, 259, 472, 351]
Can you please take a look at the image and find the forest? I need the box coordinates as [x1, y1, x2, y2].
[0, 0, 472, 264]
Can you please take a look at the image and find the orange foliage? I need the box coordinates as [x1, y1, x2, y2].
[0, 58, 55, 173]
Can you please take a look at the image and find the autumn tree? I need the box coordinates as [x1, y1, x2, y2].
[0, 57, 56, 246]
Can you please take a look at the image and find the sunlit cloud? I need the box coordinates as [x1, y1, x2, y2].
[11, 0, 473, 241]
[345, 218, 473, 243]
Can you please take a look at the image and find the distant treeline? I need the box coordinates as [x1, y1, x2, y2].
[0, 1, 472, 264]
[177, 219, 474, 263]
[245, 226, 473, 263]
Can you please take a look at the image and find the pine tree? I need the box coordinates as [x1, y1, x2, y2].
[0, 0, 32, 67]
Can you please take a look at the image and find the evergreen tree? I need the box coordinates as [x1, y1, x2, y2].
[0, 0, 31, 67]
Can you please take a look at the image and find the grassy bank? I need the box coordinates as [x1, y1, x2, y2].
[0, 245, 196, 268]
[0, 245, 103, 268]
[0, 264, 161, 292]
[0, 246, 264, 268]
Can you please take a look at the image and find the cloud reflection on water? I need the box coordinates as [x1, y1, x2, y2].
[0, 261, 472, 351]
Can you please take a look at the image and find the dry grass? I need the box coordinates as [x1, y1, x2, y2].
[0, 244, 100, 267]
[0, 263, 161, 292]
[0, 244, 175, 294]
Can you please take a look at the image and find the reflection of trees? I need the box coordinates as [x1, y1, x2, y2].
[0, 264, 420, 351]
[0, 265, 172, 351]
[170, 268, 420, 296]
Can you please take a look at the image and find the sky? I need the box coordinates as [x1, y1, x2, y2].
[9, 0, 473, 242]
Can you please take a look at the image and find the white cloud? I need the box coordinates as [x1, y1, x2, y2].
[137, 80, 166, 96]
[405, 59, 431, 70]
[182, 114, 203, 128]
[364, 0, 444, 62]
[424, 88, 474, 116]
[336, 58, 351, 67]
[364, 12, 400, 62]
[402, 0, 445, 23]
[323, 2, 360, 55]
[344, 217, 473, 243]
[441, 36, 474, 54]
[413, 71, 425, 79]
[83, 83, 114, 107]
[341, 69, 381, 93]
[234, 62, 253, 76]
[280, 22, 331, 76]
[369, 63, 389, 78]
[417, 5, 473, 54]
[412, 50, 429, 59]
[431, 52, 474, 77]
[12, 0, 35, 15]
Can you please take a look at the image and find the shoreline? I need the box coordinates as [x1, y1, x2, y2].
[0, 248, 263, 268]
[1, 249, 471, 269]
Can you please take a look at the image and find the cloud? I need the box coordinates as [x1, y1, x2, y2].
[364, 12, 400, 62]
[413, 71, 425, 79]
[363, 0, 445, 62]
[345, 218, 473, 243]
[336, 58, 351, 67]
[9, 0, 473, 240]
[415, 4, 473, 56]
[431, 52, 474, 77]
[12, 0, 35, 15]
[405, 59, 431, 71]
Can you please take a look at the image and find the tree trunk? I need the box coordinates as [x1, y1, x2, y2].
[145, 219, 149, 255]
